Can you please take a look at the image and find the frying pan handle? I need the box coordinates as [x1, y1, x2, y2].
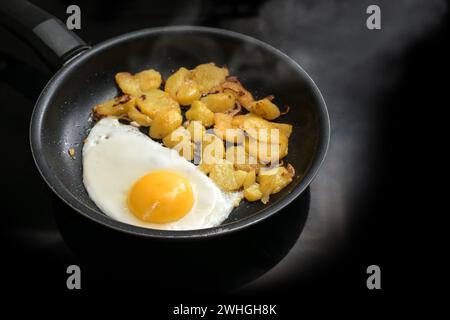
[0, 0, 90, 69]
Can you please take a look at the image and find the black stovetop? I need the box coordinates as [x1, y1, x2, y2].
[0, 0, 446, 304]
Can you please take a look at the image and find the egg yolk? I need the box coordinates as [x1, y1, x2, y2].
[127, 170, 194, 223]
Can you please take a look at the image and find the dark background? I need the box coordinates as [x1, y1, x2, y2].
[0, 0, 446, 314]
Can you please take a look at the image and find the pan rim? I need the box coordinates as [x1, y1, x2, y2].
[30, 25, 330, 239]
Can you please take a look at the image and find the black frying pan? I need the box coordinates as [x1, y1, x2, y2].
[1, 0, 330, 239]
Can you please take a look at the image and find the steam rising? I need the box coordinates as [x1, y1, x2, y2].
[230, 0, 447, 290]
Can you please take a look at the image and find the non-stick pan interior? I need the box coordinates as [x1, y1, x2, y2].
[33, 27, 327, 236]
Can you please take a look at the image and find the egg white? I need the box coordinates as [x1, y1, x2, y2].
[82, 117, 242, 230]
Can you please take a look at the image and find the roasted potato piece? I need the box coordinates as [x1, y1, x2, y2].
[234, 170, 248, 189]
[185, 100, 215, 127]
[225, 145, 260, 172]
[234, 161, 260, 173]
[231, 113, 252, 127]
[271, 122, 293, 138]
[94, 95, 153, 126]
[258, 165, 295, 203]
[244, 183, 263, 202]
[241, 116, 277, 143]
[115, 69, 162, 96]
[278, 134, 289, 159]
[179, 141, 194, 161]
[201, 93, 235, 113]
[136, 89, 180, 119]
[201, 133, 225, 163]
[165, 67, 190, 98]
[233, 113, 292, 139]
[116, 72, 140, 96]
[174, 140, 194, 161]
[162, 126, 194, 160]
[209, 160, 246, 192]
[191, 63, 228, 94]
[208, 161, 234, 191]
[94, 95, 131, 117]
[250, 98, 281, 120]
[185, 120, 205, 142]
[135, 69, 163, 92]
[225, 145, 246, 164]
[213, 113, 244, 143]
[177, 82, 201, 106]
[162, 126, 190, 148]
[240, 116, 290, 150]
[244, 136, 288, 164]
[225, 145, 253, 165]
[149, 108, 183, 139]
[164, 67, 201, 106]
[243, 170, 256, 189]
[198, 160, 216, 175]
[128, 103, 153, 127]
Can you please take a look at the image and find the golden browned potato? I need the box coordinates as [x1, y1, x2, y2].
[135, 69, 163, 92]
[208, 160, 246, 192]
[198, 160, 216, 175]
[234, 170, 248, 189]
[243, 170, 256, 189]
[234, 161, 260, 173]
[279, 134, 289, 159]
[258, 165, 295, 203]
[250, 98, 281, 120]
[233, 113, 292, 139]
[225, 145, 260, 172]
[240, 116, 290, 151]
[162, 127, 194, 160]
[136, 89, 180, 119]
[168, 137, 194, 161]
[244, 136, 263, 161]
[240, 115, 275, 141]
[176, 82, 201, 106]
[164, 67, 201, 106]
[149, 108, 183, 139]
[185, 100, 215, 127]
[191, 63, 228, 94]
[162, 126, 190, 148]
[179, 141, 194, 161]
[244, 183, 263, 202]
[94, 95, 131, 117]
[165, 67, 190, 99]
[201, 133, 225, 163]
[271, 122, 293, 138]
[244, 136, 288, 164]
[213, 113, 244, 143]
[231, 113, 252, 127]
[225, 145, 246, 164]
[201, 93, 235, 113]
[185, 120, 205, 142]
[115, 69, 162, 96]
[128, 102, 153, 127]
[115, 73, 139, 96]
[208, 161, 235, 191]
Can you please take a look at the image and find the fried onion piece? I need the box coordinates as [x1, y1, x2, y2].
[217, 78, 255, 110]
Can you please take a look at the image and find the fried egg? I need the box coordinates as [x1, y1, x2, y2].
[82, 117, 242, 230]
